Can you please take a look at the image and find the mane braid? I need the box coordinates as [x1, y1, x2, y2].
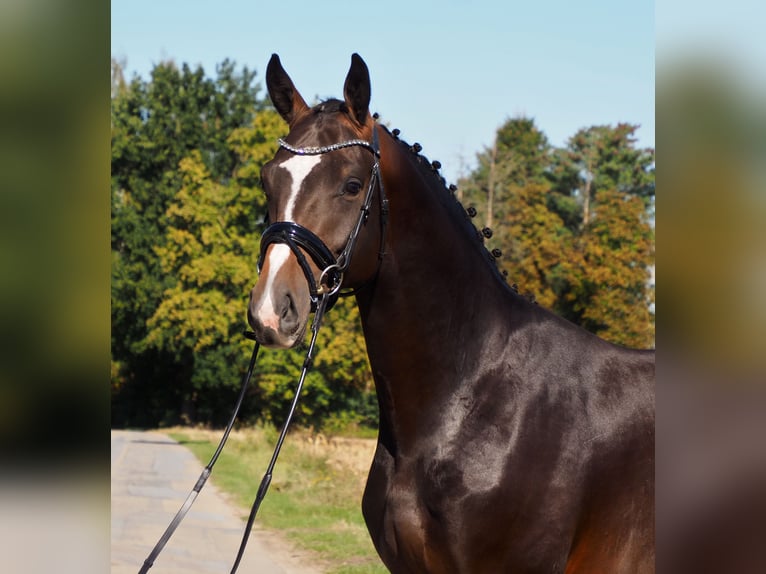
[379, 124, 515, 292]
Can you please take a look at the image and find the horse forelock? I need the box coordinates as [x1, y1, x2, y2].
[284, 98, 368, 148]
[312, 98, 348, 115]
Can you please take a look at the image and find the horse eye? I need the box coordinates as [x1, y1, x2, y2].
[344, 179, 363, 197]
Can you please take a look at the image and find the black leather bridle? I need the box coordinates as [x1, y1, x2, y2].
[257, 125, 388, 311]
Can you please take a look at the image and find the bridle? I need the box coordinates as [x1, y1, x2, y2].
[139, 125, 388, 574]
[257, 125, 388, 311]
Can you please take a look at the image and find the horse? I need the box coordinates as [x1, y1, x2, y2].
[248, 53, 655, 573]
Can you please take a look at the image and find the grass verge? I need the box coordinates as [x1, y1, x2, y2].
[167, 426, 387, 574]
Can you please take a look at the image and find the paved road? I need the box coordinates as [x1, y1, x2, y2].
[111, 430, 319, 574]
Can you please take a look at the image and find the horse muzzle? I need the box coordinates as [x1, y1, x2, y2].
[248, 246, 309, 348]
[248, 222, 342, 348]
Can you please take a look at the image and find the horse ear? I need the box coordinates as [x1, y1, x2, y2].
[343, 53, 371, 126]
[266, 54, 309, 125]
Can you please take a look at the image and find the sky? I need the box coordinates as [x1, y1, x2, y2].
[111, 0, 654, 185]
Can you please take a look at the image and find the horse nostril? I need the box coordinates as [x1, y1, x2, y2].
[247, 306, 256, 330]
[247, 295, 261, 332]
[280, 292, 298, 329]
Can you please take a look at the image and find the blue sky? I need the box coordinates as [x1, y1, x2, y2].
[112, 0, 654, 185]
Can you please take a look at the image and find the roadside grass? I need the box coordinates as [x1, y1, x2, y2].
[167, 426, 387, 574]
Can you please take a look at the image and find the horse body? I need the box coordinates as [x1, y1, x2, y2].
[356, 133, 654, 573]
[249, 53, 655, 573]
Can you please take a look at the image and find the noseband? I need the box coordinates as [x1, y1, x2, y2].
[257, 126, 387, 311]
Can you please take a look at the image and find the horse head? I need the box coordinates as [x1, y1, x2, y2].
[248, 54, 384, 348]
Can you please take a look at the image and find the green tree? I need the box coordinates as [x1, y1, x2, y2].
[141, 142, 267, 422]
[552, 124, 655, 345]
[111, 59, 265, 425]
[563, 189, 655, 347]
[460, 120, 655, 348]
[313, 297, 376, 430]
[551, 123, 655, 228]
[461, 117, 552, 227]
[499, 182, 572, 309]
[460, 118, 570, 307]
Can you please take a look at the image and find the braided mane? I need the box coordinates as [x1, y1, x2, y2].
[376, 122, 517, 292]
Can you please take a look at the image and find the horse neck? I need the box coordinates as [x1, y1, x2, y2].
[356, 129, 519, 450]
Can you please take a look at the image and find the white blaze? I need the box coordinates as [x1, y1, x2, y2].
[281, 154, 322, 221]
[256, 154, 323, 330]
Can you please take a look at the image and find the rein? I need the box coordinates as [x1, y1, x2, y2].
[139, 294, 330, 574]
[139, 127, 386, 573]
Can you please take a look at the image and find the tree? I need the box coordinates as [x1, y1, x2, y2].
[111, 59, 265, 425]
[111, 57, 127, 99]
[460, 117, 569, 306]
[459, 120, 655, 348]
[461, 117, 552, 227]
[552, 124, 655, 345]
[563, 188, 655, 347]
[552, 123, 655, 229]
[140, 139, 268, 422]
[499, 182, 572, 309]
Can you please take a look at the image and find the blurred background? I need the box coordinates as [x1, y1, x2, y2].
[657, 1, 766, 571]
[0, 0, 109, 572]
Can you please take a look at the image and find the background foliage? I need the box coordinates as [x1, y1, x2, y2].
[111, 60, 654, 429]
[459, 119, 655, 347]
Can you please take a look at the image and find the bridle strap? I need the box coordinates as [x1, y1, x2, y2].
[258, 126, 387, 310]
[259, 222, 337, 272]
[276, 137, 377, 156]
[258, 221, 342, 310]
